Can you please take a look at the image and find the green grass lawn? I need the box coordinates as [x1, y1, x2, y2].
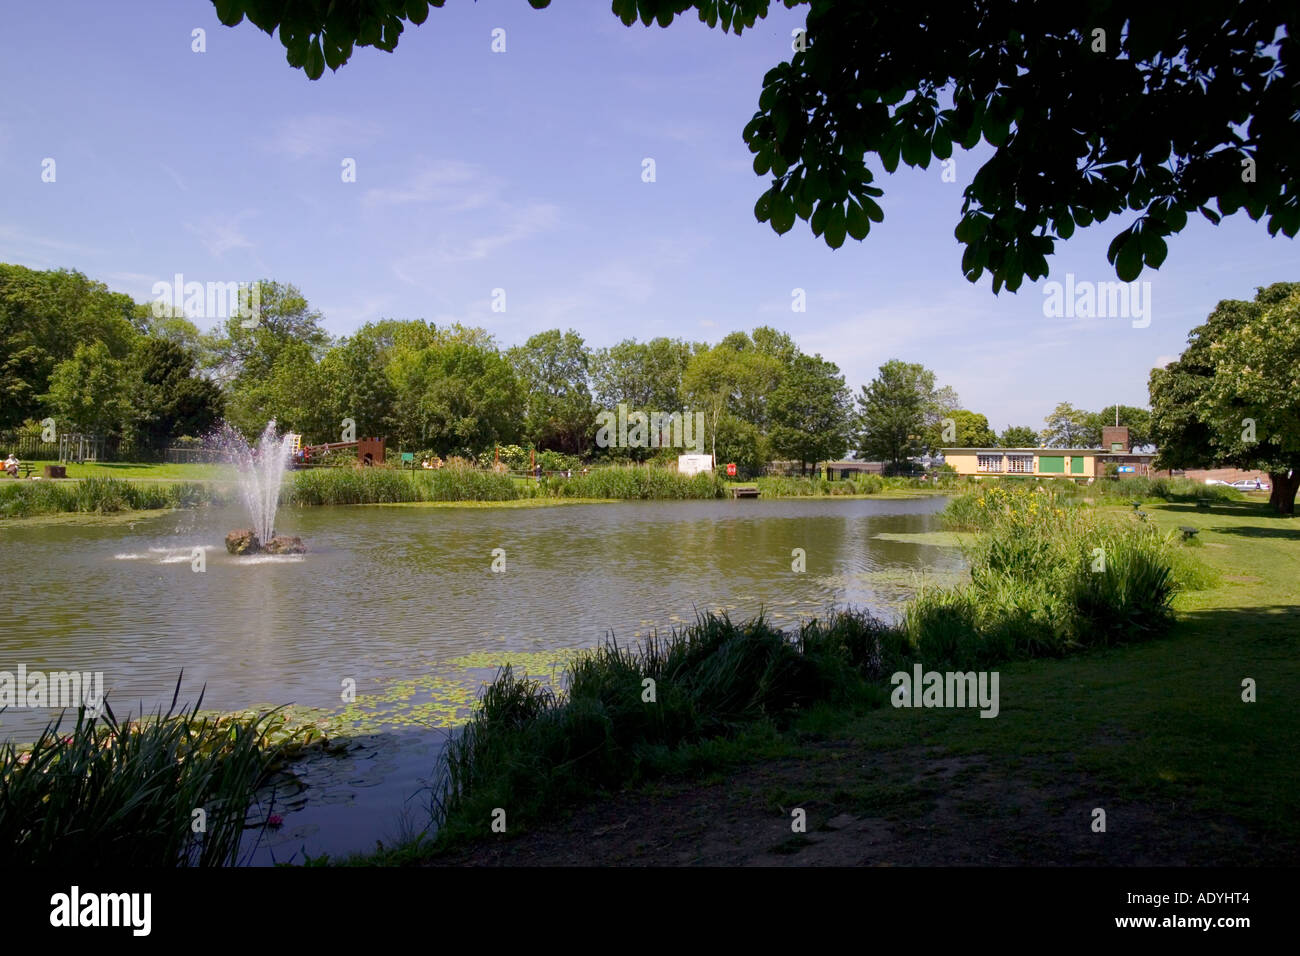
[19, 461, 237, 482]
[760, 498, 1300, 860]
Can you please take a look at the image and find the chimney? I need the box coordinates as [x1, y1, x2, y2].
[1101, 425, 1130, 453]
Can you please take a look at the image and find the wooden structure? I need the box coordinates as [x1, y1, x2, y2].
[299, 437, 387, 466]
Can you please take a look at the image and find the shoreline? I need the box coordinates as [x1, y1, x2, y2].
[1, 485, 950, 525]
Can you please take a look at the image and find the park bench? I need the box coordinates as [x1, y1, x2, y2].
[1179, 526, 1199, 541]
[7, 462, 35, 478]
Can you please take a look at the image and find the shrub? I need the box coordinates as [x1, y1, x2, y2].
[0, 688, 289, 867]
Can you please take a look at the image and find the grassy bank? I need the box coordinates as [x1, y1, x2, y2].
[0, 690, 292, 867]
[286, 466, 519, 505]
[18, 461, 236, 481]
[417, 485, 1214, 854]
[0, 476, 228, 518]
[411, 496, 1296, 865]
[537, 467, 726, 499]
[755, 474, 957, 497]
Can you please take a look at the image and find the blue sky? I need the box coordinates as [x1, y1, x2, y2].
[1, 2, 1294, 432]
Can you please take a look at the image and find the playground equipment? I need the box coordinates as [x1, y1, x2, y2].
[59, 433, 104, 464]
[295, 436, 386, 467]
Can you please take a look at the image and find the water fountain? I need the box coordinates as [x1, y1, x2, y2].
[214, 422, 306, 555]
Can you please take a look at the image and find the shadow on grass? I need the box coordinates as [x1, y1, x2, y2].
[1207, 524, 1300, 539]
[1157, 501, 1279, 516]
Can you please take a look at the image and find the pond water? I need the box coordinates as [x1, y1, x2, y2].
[0, 496, 964, 862]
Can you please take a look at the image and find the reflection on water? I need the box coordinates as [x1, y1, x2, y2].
[0, 495, 964, 860]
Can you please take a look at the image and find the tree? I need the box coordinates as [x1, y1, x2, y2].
[1085, 405, 1153, 450]
[204, 280, 331, 389]
[0, 265, 139, 429]
[224, 340, 329, 439]
[1150, 282, 1300, 514]
[590, 337, 698, 459]
[768, 352, 851, 473]
[998, 425, 1039, 448]
[214, 1, 1299, 291]
[388, 325, 523, 454]
[1040, 402, 1093, 447]
[508, 329, 594, 455]
[927, 409, 996, 451]
[315, 333, 397, 442]
[41, 342, 131, 436]
[126, 339, 224, 454]
[855, 360, 941, 472]
[681, 336, 781, 463]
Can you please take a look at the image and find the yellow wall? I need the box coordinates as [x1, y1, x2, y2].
[941, 451, 1098, 478]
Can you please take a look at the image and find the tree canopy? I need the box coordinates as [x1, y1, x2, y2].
[1150, 282, 1300, 513]
[211, 0, 1298, 291]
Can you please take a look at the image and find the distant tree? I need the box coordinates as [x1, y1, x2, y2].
[508, 329, 594, 455]
[215, 2, 1299, 290]
[0, 265, 138, 428]
[925, 408, 996, 451]
[225, 340, 328, 439]
[768, 352, 851, 473]
[998, 425, 1040, 448]
[1150, 282, 1300, 514]
[126, 339, 224, 454]
[204, 280, 331, 389]
[315, 334, 397, 443]
[388, 326, 523, 454]
[855, 360, 942, 472]
[590, 336, 698, 459]
[1040, 402, 1093, 447]
[137, 302, 205, 357]
[682, 336, 781, 463]
[1085, 405, 1153, 450]
[41, 342, 131, 437]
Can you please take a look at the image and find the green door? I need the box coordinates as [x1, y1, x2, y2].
[1070, 456, 1084, 475]
[1039, 456, 1065, 474]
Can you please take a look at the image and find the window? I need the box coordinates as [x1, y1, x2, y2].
[1111, 442, 1124, 452]
[977, 454, 1003, 473]
[1039, 456, 1065, 474]
[1007, 455, 1033, 474]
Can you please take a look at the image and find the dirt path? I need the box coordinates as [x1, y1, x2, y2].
[433, 739, 1273, 866]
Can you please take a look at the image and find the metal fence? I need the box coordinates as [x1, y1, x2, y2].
[0, 429, 58, 460]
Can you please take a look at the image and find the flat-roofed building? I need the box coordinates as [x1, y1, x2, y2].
[942, 427, 1155, 479]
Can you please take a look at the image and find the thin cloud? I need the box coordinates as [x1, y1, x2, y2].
[269, 114, 381, 159]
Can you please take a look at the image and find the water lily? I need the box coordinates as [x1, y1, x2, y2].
[267, 814, 284, 827]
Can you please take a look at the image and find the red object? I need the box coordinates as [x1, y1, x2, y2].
[726, 463, 737, 476]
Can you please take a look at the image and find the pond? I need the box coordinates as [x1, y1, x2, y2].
[0, 496, 965, 861]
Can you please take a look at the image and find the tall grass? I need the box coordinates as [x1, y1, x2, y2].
[540, 466, 726, 499]
[286, 466, 518, 505]
[433, 609, 889, 840]
[901, 484, 1210, 668]
[0, 478, 222, 518]
[1094, 476, 1241, 502]
[0, 683, 289, 867]
[756, 474, 893, 496]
